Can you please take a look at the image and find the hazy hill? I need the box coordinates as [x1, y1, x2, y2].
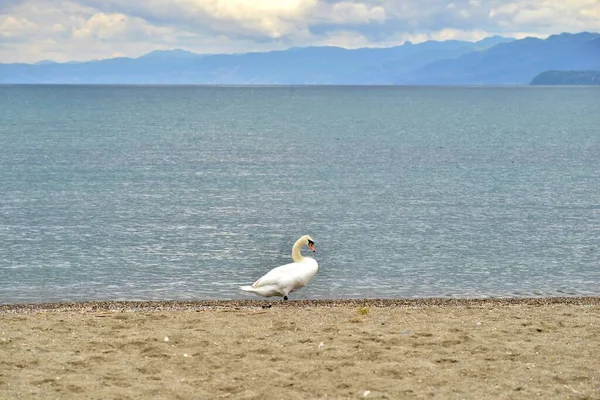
[395, 32, 600, 85]
[2, 33, 598, 85]
[348, 36, 512, 84]
[0, 38, 511, 85]
[531, 70, 600, 85]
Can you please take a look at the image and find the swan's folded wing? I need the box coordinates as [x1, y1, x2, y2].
[252, 262, 302, 287]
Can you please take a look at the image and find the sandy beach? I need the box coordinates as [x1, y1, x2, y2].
[1, 297, 598, 399]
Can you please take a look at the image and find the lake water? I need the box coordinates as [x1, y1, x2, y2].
[1, 85, 599, 304]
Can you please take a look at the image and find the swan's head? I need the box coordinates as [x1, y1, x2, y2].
[303, 235, 315, 252]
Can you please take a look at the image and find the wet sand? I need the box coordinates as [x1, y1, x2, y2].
[1, 297, 599, 399]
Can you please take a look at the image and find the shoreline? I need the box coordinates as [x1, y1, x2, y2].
[2, 295, 599, 314]
[1, 297, 598, 398]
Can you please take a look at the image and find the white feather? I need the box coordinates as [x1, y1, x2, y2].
[240, 235, 319, 299]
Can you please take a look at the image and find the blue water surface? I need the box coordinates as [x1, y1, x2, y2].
[1, 85, 599, 303]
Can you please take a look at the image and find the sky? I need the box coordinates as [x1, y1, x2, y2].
[1, 0, 599, 63]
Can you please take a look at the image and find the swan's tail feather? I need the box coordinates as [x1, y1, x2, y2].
[239, 285, 255, 292]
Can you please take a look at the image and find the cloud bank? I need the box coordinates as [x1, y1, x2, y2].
[1, 0, 598, 63]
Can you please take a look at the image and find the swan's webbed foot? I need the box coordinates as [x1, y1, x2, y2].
[283, 296, 288, 301]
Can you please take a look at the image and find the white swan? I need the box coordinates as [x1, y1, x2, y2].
[239, 235, 318, 300]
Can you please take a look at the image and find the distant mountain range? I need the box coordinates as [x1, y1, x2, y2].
[395, 32, 600, 85]
[1, 32, 599, 85]
[531, 70, 600, 85]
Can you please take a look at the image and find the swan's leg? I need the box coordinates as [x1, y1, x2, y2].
[283, 296, 288, 300]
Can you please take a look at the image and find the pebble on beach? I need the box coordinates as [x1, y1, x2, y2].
[1, 297, 599, 315]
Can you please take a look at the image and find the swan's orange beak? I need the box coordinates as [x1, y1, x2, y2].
[308, 242, 315, 252]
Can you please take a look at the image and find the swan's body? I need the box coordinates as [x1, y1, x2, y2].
[240, 235, 318, 300]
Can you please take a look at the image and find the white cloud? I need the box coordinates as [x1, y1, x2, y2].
[72, 13, 127, 39]
[181, 0, 317, 37]
[326, 2, 386, 24]
[76, 0, 317, 39]
[513, 7, 557, 26]
[488, 0, 600, 32]
[315, 29, 371, 48]
[0, 0, 598, 63]
[71, 12, 175, 42]
[0, 15, 37, 38]
[429, 28, 491, 42]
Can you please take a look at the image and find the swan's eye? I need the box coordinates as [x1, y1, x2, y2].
[308, 240, 314, 245]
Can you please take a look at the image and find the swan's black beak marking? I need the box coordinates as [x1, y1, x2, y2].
[308, 240, 315, 252]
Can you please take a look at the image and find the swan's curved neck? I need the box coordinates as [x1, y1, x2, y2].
[291, 238, 305, 262]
